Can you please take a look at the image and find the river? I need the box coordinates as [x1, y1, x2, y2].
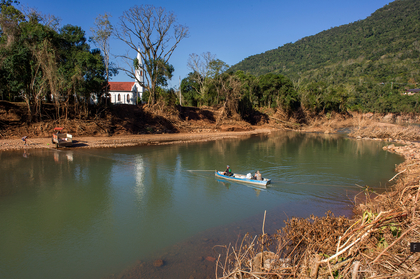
[0, 131, 403, 278]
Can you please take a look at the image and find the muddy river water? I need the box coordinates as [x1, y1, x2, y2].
[0, 131, 403, 278]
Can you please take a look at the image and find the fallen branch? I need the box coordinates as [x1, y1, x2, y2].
[389, 169, 407, 182]
[268, 115, 299, 126]
[372, 225, 416, 264]
[352, 261, 361, 279]
[321, 230, 371, 264]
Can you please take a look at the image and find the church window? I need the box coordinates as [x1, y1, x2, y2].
[118, 94, 121, 102]
[127, 94, 130, 102]
[140, 70, 143, 76]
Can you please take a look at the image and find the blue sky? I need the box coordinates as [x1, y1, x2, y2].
[22, 0, 392, 88]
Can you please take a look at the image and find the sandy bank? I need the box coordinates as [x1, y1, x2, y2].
[0, 128, 274, 151]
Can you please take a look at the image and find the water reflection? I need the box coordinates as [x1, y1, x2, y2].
[0, 131, 404, 279]
[216, 179, 265, 196]
[134, 155, 145, 199]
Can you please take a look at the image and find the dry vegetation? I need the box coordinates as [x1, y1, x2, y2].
[216, 124, 420, 279]
[350, 124, 420, 141]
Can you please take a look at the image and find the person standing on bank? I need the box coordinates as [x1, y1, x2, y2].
[22, 136, 28, 146]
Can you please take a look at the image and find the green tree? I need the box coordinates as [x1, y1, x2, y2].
[180, 72, 201, 106]
[208, 59, 229, 79]
[300, 82, 327, 113]
[141, 58, 174, 88]
[0, 4, 107, 121]
[187, 53, 229, 106]
[186, 52, 215, 100]
[258, 73, 299, 113]
[57, 24, 106, 118]
[234, 70, 260, 120]
[0, 1, 24, 46]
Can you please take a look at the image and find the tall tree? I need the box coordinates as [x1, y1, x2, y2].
[208, 58, 229, 79]
[187, 53, 229, 105]
[187, 52, 215, 98]
[0, 0, 23, 46]
[0, 3, 107, 121]
[0, 1, 23, 100]
[142, 57, 174, 88]
[258, 73, 299, 112]
[90, 13, 112, 85]
[180, 72, 201, 107]
[58, 24, 106, 118]
[115, 4, 189, 105]
[208, 58, 229, 104]
[139, 58, 174, 103]
[217, 72, 242, 123]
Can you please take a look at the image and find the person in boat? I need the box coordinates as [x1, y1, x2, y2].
[223, 165, 233, 176]
[254, 170, 262, 180]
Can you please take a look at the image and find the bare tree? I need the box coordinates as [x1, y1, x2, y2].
[90, 13, 112, 84]
[115, 5, 189, 105]
[90, 13, 113, 105]
[20, 5, 61, 31]
[186, 52, 215, 98]
[25, 37, 64, 121]
[217, 73, 242, 125]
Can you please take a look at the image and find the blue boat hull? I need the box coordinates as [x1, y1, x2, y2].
[215, 171, 271, 187]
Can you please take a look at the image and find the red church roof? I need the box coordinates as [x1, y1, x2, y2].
[108, 82, 134, 92]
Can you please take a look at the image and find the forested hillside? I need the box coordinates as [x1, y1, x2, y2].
[230, 0, 420, 87]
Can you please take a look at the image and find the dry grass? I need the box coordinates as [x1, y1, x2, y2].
[349, 124, 420, 141]
[299, 113, 420, 140]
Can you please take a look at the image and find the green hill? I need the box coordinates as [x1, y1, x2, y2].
[229, 0, 420, 86]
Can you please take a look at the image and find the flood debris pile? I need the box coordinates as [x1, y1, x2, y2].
[217, 141, 420, 278]
[349, 123, 420, 141]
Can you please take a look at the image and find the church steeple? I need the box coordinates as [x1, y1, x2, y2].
[134, 48, 144, 101]
[135, 49, 143, 86]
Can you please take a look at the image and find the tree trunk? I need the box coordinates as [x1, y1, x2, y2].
[25, 99, 32, 123]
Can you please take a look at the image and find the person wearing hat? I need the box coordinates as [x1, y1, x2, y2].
[223, 165, 233, 176]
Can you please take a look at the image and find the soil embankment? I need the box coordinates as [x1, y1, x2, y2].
[2, 101, 419, 151]
[0, 101, 271, 151]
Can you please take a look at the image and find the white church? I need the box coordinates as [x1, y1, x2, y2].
[107, 51, 144, 105]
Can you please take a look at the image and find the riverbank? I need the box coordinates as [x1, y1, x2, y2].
[2, 112, 419, 152]
[0, 128, 274, 151]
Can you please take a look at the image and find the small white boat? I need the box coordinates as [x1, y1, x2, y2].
[215, 171, 271, 187]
